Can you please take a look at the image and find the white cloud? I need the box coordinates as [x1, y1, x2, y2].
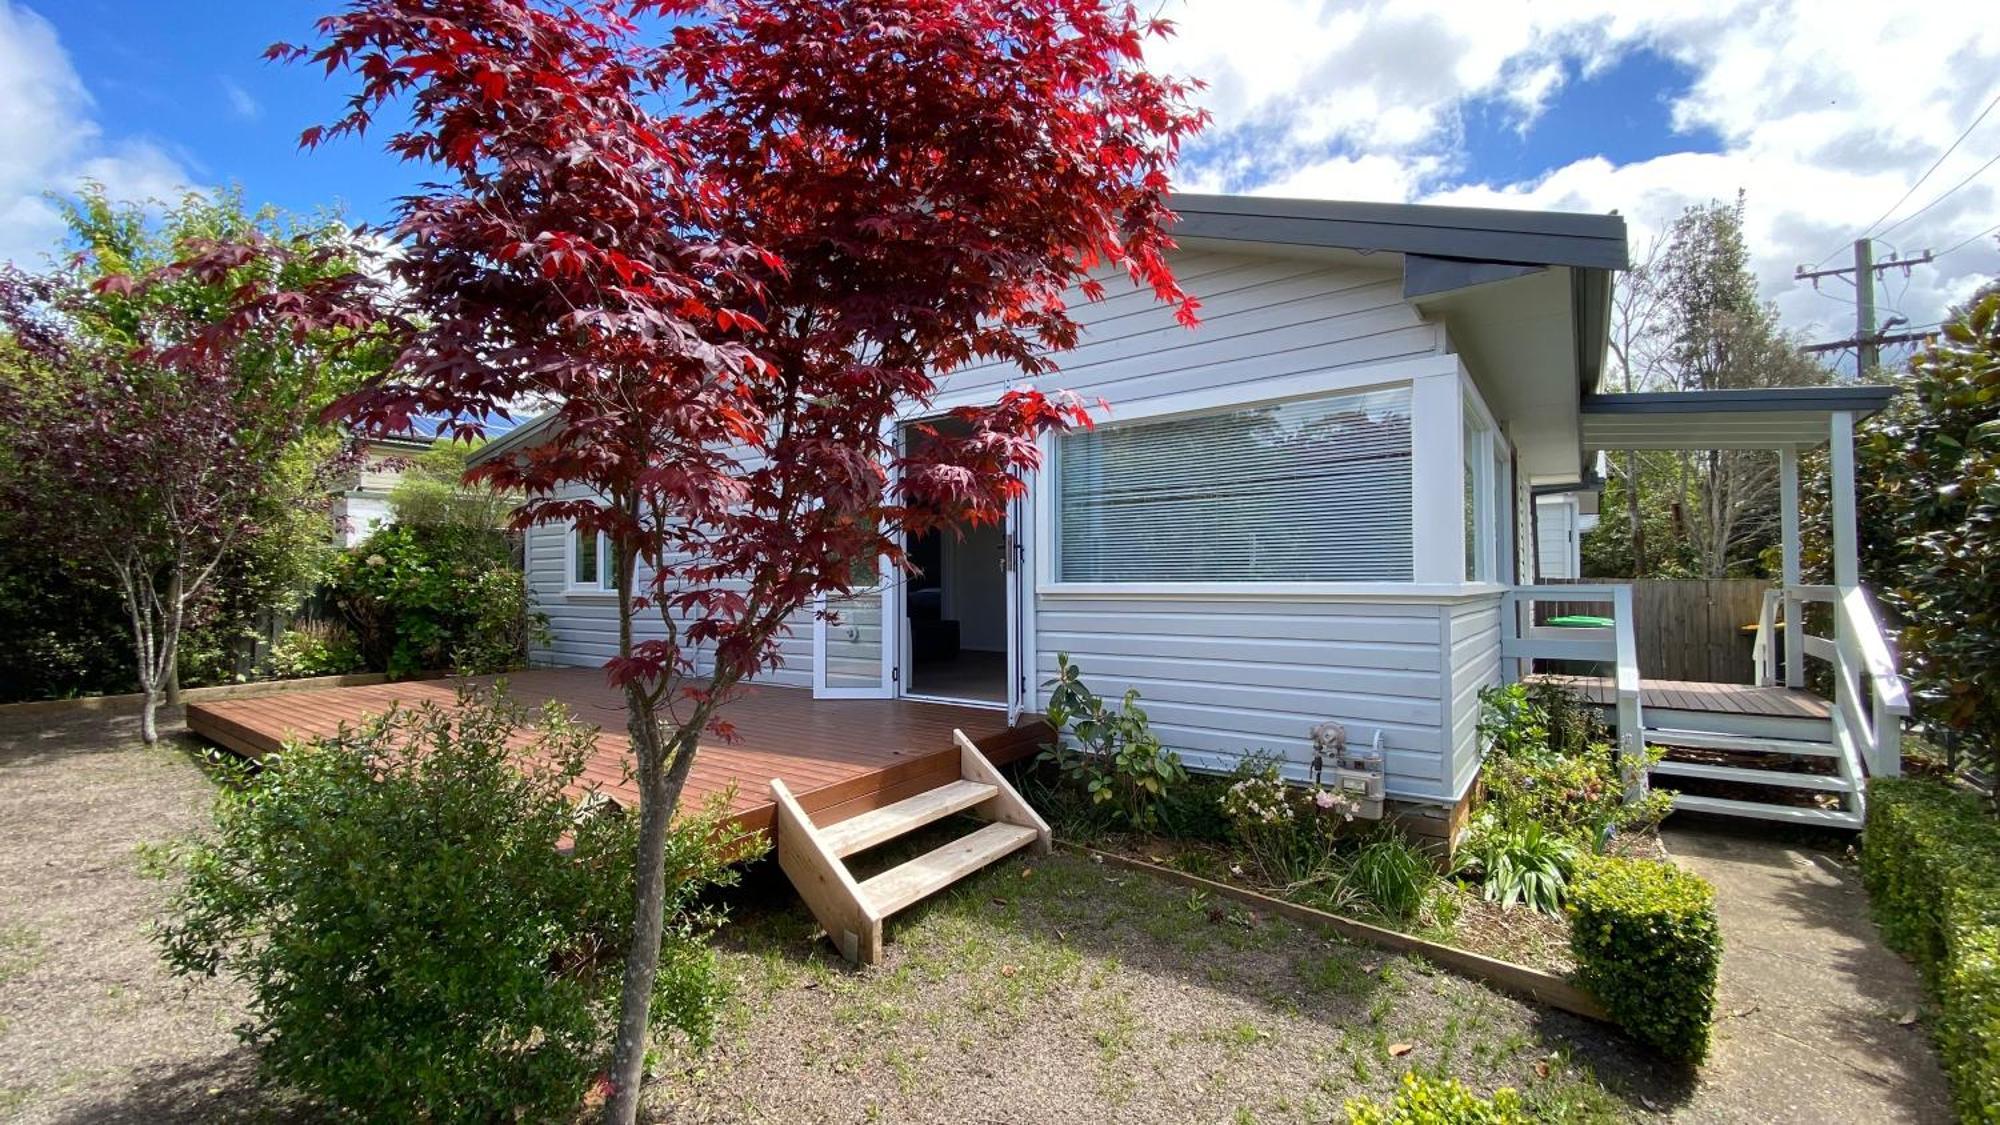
[220, 77, 260, 121]
[0, 1, 191, 269]
[1155, 0, 2000, 356]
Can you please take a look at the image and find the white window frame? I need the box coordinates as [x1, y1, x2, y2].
[564, 521, 617, 596]
[1031, 354, 1502, 599]
[1457, 368, 1510, 588]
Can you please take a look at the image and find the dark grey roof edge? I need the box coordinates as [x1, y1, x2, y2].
[1583, 386, 1898, 415]
[1171, 192, 1629, 271]
[467, 411, 561, 466]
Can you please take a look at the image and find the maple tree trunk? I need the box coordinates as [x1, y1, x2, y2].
[604, 700, 705, 1125]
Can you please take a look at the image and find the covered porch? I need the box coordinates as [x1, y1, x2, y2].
[1502, 386, 1910, 827]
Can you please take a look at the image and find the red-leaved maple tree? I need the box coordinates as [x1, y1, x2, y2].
[276, 2, 1204, 1116]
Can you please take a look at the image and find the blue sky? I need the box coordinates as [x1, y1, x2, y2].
[30, 5, 1727, 230]
[33, 1, 427, 229]
[4, 1, 1996, 348]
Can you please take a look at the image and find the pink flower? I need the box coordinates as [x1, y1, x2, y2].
[1314, 789, 1339, 810]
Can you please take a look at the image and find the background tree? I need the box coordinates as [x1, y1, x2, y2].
[1587, 195, 1829, 578]
[276, 2, 1204, 1118]
[386, 438, 516, 530]
[0, 187, 388, 702]
[0, 228, 380, 740]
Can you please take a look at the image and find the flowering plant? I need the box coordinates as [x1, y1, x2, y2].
[1220, 756, 1357, 887]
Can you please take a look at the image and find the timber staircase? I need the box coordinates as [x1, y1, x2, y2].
[770, 729, 1050, 965]
[1643, 713, 1865, 829]
[1504, 583, 1909, 832]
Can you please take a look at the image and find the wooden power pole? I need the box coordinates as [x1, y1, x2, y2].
[1796, 239, 1936, 378]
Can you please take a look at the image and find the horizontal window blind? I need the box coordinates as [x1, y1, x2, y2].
[1056, 386, 1414, 582]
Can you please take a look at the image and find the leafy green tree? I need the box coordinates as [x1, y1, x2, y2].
[0, 187, 388, 709]
[1856, 288, 2000, 790]
[1590, 195, 1829, 578]
[387, 438, 519, 531]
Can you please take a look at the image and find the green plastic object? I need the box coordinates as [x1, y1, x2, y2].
[1547, 614, 1614, 628]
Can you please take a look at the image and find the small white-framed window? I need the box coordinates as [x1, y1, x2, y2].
[1051, 384, 1415, 583]
[567, 524, 616, 593]
[1462, 396, 1499, 583]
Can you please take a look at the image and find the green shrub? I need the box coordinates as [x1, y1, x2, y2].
[156, 686, 747, 1122]
[266, 619, 364, 679]
[328, 522, 548, 677]
[1567, 855, 1721, 1062]
[1476, 683, 1672, 846]
[1039, 652, 1187, 832]
[1458, 816, 1576, 915]
[1344, 1071, 1530, 1124]
[1340, 832, 1437, 924]
[1863, 777, 2000, 1121]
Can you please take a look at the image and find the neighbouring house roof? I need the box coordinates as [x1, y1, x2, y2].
[1580, 385, 1899, 449]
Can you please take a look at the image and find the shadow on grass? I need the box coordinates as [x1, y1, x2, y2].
[43, 1046, 310, 1125]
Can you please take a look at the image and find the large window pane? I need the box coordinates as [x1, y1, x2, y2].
[1055, 386, 1414, 582]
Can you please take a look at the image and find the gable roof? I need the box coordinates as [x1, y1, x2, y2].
[1169, 194, 1629, 272]
[472, 193, 1629, 468]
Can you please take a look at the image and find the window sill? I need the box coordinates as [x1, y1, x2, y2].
[562, 588, 618, 601]
[1034, 581, 1511, 602]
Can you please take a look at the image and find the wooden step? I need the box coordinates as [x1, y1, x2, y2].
[1650, 759, 1854, 792]
[857, 821, 1039, 917]
[817, 780, 1000, 858]
[1644, 728, 1840, 757]
[1669, 792, 1862, 828]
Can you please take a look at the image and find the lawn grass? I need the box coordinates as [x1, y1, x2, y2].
[644, 818, 1675, 1123]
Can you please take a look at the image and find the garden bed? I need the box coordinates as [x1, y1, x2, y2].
[1020, 669, 1723, 1063]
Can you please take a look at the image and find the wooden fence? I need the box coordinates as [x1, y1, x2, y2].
[1532, 578, 1771, 684]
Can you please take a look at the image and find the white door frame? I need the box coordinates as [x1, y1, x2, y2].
[810, 576, 898, 698]
[811, 428, 901, 699]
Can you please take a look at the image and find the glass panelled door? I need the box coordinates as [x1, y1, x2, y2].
[813, 555, 897, 699]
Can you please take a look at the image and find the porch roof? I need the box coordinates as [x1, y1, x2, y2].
[1579, 386, 1897, 450]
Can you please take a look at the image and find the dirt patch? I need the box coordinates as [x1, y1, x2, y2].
[0, 709, 303, 1124]
[643, 827, 1689, 1123]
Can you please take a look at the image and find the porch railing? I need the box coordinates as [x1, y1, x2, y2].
[1500, 584, 1647, 797]
[1752, 583, 1910, 777]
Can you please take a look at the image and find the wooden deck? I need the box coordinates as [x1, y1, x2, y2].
[1530, 674, 1833, 720]
[185, 668, 1044, 836]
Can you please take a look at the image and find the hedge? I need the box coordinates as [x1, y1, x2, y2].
[1344, 1072, 1530, 1124]
[1863, 778, 2000, 1122]
[1567, 855, 1722, 1063]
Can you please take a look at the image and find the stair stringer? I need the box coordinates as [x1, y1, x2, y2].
[769, 728, 1049, 966]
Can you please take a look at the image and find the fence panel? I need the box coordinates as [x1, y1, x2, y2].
[1533, 578, 1770, 683]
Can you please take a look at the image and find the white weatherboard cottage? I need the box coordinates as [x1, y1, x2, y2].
[475, 194, 1907, 833]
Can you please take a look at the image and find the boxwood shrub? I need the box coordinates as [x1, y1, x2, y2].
[1863, 777, 2000, 1122]
[1567, 855, 1722, 1063]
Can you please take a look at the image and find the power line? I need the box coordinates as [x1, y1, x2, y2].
[1878, 149, 2000, 238]
[1937, 221, 2000, 259]
[1864, 92, 2000, 238]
